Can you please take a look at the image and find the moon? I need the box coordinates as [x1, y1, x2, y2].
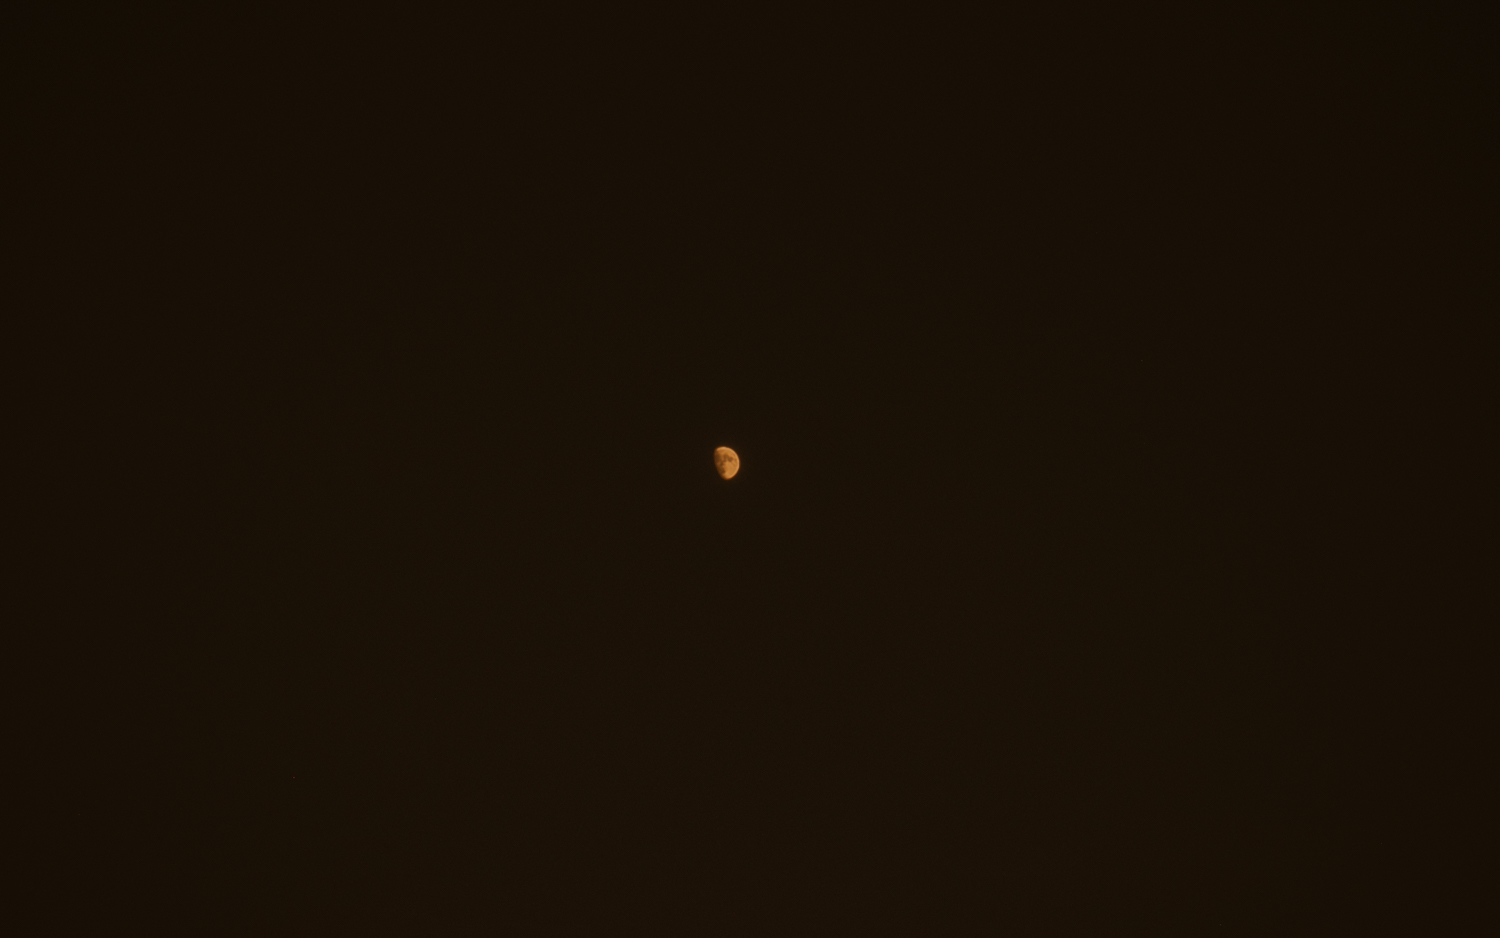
[714, 446, 740, 480]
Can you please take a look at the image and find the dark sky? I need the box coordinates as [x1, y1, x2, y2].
[18, 10, 1492, 934]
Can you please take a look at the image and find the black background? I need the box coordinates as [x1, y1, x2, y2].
[15, 8, 1494, 934]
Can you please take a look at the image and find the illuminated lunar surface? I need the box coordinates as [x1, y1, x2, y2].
[714, 446, 740, 480]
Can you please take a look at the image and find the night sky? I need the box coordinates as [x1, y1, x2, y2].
[18, 10, 1491, 934]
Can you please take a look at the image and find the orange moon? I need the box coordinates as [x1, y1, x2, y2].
[714, 446, 740, 480]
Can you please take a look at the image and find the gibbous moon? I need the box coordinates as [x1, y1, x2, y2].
[714, 446, 740, 480]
